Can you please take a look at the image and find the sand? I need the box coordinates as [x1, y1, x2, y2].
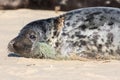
[0, 9, 120, 80]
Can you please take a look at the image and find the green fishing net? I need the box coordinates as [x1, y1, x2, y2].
[32, 42, 56, 59]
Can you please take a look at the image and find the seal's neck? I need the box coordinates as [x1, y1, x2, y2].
[46, 16, 65, 48]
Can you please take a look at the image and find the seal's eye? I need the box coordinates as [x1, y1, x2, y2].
[29, 35, 36, 40]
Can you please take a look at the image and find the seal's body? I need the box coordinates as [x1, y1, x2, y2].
[8, 7, 120, 59]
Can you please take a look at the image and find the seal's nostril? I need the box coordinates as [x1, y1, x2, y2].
[8, 40, 16, 52]
[9, 40, 15, 48]
[9, 41, 15, 45]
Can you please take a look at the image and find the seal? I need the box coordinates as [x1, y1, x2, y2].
[8, 7, 120, 59]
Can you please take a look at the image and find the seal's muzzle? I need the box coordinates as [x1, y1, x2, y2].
[8, 35, 33, 58]
[8, 39, 16, 53]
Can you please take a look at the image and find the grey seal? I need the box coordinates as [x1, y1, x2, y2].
[8, 7, 120, 59]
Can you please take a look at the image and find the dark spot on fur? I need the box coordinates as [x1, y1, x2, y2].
[110, 49, 114, 55]
[74, 10, 81, 14]
[116, 46, 120, 55]
[85, 16, 94, 21]
[89, 26, 98, 30]
[98, 44, 102, 48]
[85, 12, 102, 22]
[52, 36, 54, 38]
[62, 33, 67, 36]
[110, 17, 116, 21]
[79, 24, 87, 30]
[75, 32, 81, 36]
[97, 28, 101, 31]
[87, 36, 90, 39]
[99, 15, 106, 21]
[75, 32, 80, 35]
[65, 13, 73, 20]
[117, 11, 120, 14]
[75, 32, 86, 38]
[101, 38, 104, 42]
[98, 44, 102, 52]
[92, 12, 102, 15]
[66, 22, 70, 26]
[53, 31, 57, 36]
[93, 34, 99, 40]
[105, 43, 109, 48]
[53, 30, 59, 37]
[71, 35, 75, 39]
[55, 42, 60, 48]
[108, 21, 114, 26]
[107, 33, 114, 44]
[106, 50, 108, 53]
[72, 23, 76, 27]
[47, 39, 51, 43]
[76, 35, 86, 38]
[80, 40, 86, 45]
[73, 41, 81, 47]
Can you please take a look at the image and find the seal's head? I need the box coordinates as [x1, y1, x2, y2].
[8, 19, 52, 58]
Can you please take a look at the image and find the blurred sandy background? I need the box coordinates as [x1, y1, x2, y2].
[0, 9, 120, 80]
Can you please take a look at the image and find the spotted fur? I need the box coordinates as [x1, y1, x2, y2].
[8, 7, 120, 59]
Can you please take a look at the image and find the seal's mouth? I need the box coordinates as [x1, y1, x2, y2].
[8, 39, 22, 57]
